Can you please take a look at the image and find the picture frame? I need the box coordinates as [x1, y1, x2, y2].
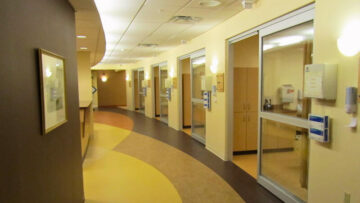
[38, 49, 68, 135]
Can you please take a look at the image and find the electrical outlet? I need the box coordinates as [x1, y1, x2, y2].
[344, 192, 351, 203]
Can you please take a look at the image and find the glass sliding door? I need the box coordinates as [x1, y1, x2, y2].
[159, 65, 168, 124]
[138, 69, 145, 114]
[191, 56, 206, 144]
[258, 7, 314, 203]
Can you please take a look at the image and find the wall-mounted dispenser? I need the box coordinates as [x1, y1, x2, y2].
[345, 87, 357, 114]
[165, 78, 172, 101]
[201, 76, 212, 91]
[309, 114, 330, 143]
[280, 84, 295, 103]
[304, 64, 338, 100]
[203, 91, 211, 110]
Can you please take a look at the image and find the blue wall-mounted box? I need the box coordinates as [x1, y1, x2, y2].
[308, 114, 330, 143]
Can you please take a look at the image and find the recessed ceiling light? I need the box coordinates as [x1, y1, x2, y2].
[199, 0, 222, 7]
[80, 47, 88, 50]
[77, 35, 87, 39]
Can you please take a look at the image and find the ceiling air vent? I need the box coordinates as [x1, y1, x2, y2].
[138, 43, 159, 48]
[169, 16, 202, 24]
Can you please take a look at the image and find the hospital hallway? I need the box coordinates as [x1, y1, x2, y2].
[83, 107, 281, 203]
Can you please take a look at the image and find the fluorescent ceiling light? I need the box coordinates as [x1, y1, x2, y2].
[199, 0, 222, 7]
[80, 47, 88, 50]
[263, 44, 275, 51]
[274, 36, 305, 47]
[193, 57, 206, 65]
[77, 35, 87, 39]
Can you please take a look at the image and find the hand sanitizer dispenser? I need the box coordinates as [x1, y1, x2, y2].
[308, 114, 330, 143]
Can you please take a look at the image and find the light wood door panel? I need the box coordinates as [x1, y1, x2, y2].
[233, 68, 247, 113]
[246, 112, 258, 150]
[233, 112, 246, 151]
[246, 68, 258, 112]
[183, 74, 191, 127]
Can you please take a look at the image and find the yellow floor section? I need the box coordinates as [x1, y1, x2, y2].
[83, 123, 182, 203]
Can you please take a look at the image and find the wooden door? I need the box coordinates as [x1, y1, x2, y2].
[233, 113, 247, 151]
[246, 111, 258, 150]
[183, 74, 191, 127]
[233, 68, 247, 151]
[154, 67, 160, 116]
[246, 68, 258, 112]
[233, 68, 247, 113]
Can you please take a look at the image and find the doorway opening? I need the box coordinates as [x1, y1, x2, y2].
[231, 34, 259, 178]
[134, 68, 145, 114]
[178, 49, 206, 144]
[133, 70, 139, 111]
[180, 58, 191, 135]
[153, 65, 160, 120]
[152, 62, 168, 124]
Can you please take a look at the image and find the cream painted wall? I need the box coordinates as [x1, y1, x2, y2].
[308, 0, 360, 202]
[77, 51, 92, 102]
[124, 0, 314, 160]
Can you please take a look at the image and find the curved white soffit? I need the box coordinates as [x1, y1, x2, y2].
[94, 0, 131, 64]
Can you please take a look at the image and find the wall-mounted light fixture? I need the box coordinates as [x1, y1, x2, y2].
[126, 74, 130, 81]
[210, 57, 218, 74]
[101, 73, 108, 82]
[337, 19, 360, 57]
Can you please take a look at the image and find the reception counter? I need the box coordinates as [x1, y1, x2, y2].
[79, 100, 93, 159]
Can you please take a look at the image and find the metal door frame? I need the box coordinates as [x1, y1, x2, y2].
[257, 5, 314, 203]
[190, 52, 206, 144]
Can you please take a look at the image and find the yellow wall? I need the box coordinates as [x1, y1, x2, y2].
[308, 0, 360, 202]
[77, 51, 92, 102]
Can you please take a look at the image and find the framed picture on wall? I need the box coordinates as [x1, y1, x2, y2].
[38, 49, 68, 135]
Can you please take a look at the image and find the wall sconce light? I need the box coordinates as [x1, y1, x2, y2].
[145, 72, 150, 80]
[169, 68, 175, 78]
[337, 19, 360, 57]
[126, 74, 130, 81]
[210, 57, 218, 74]
[101, 73, 108, 82]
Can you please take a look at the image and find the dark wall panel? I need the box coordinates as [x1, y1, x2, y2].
[0, 0, 84, 202]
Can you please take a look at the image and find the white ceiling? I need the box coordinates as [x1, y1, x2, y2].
[94, 0, 244, 65]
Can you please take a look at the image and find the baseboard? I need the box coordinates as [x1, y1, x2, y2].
[183, 125, 191, 129]
[155, 114, 160, 117]
[233, 150, 257, 155]
[263, 147, 294, 153]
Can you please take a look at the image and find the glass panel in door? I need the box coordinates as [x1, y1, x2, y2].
[191, 56, 206, 143]
[159, 66, 168, 123]
[260, 20, 314, 202]
[138, 70, 145, 113]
